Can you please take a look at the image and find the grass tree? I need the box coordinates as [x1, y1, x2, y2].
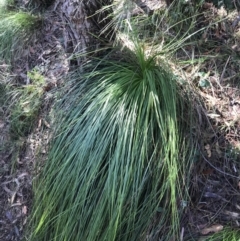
[28, 1, 197, 240]
[29, 39, 195, 240]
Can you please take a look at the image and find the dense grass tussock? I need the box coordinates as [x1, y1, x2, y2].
[30, 46, 195, 241]
[0, 11, 41, 63]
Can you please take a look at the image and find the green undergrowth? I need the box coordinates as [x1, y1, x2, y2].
[205, 228, 240, 241]
[8, 69, 45, 138]
[0, 10, 41, 64]
[29, 41, 196, 241]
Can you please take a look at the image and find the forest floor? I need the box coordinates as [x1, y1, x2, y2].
[0, 0, 240, 240]
[0, 2, 70, 239]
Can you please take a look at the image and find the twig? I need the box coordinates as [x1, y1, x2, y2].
[219, 56, 231, 83]
[180, 227, 184, 241]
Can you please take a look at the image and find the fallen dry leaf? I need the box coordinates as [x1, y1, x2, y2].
[22, 206, 27, 215]
[38, 118, 42, 129]
[43, 119, 51, 128]
[200, 224, 223, 235]
[217, 6, 227, 18]
[225, 210, 240, 219]
[204, 144, 211, 157]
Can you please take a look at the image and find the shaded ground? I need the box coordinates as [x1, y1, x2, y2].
[0, 0, 240, 240]
[0, 3, 70, 239]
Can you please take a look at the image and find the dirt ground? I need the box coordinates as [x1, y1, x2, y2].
[0, 3, 70, 239]
[0, 1, 240, 240]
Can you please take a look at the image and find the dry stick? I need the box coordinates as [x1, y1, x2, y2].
[219, 56, 231, 83]
[180, 227, 184, 241]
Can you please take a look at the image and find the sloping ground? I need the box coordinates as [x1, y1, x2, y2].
[180, 5, 240, 237]
[185, 85, 240, 237]
[0, 1, 89, 240]
[0, 0, 240, 240]
[0, 0, 116, 238]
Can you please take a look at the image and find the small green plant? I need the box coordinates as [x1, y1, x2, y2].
[0, 11, 41, 64]
[27, 68, 45, 86]
[9, 70, 45, 138]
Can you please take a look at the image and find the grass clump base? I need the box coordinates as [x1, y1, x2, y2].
[29, 44, 195, 241]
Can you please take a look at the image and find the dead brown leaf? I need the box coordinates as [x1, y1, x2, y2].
[43, 119, 51, 128]
[22, 206, 27, 215]
[200, 224, 223, 235]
